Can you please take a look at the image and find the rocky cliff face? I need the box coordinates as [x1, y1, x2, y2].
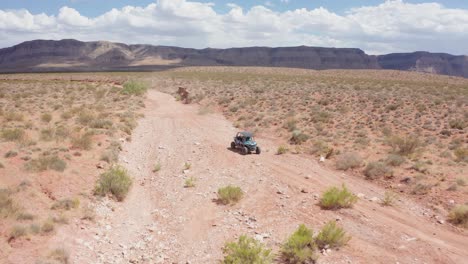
[378, 52, 468, 77]
[0, 39, 466, 78]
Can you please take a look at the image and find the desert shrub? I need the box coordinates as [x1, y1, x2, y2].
[49, 248, 69, 264]
[218, 185, 243, 205]
[153, 162, 161, 172]
[381, 191, 397, 206]
[448, 205, 468, 228]
[4, 111, 24, 122]
[9, 225, 28, 240]
[1, 128, 25, 142]
[41, 219, 55, 233]
[222, 235, 272, 264]
[315, 221, 351, 250]
[90, 119, 113, 129]
[449, 119, 466, 130]
[310, 140, 332, 157]
[5, 150, 18, 158]
[184, 162, 192, 170]
[94, 166, 133, 201]
[411, 183, 432, 195]
[16, 212, 35, 221]
[456, 178, 467, 186]
[385, 154, 405, 167]
[335, 152, 362, 171]
[290, 130, 309, 145]
[184, 177, 196, 188]
[0, 189, 18, 218]
[100, 142, 121, 164]
[55, 126, 70, 141]
[454, 148, 468, 162]
[363, 162, 393, 180]
[77, 110, 95, 126]
[285, 118, 298, 132]
[387, 135, 420, 156]
[41, 113, 52, 123]
[122, 80, 148, 96]
[51, 198, 80, 210]
[71, 133, 93, 150]
[25, 155, 67, 172]
[281, 224, 317, 264]
[40, 128, 55, 141]
[319, 185, 357, 210]
[277, 146, 288, 155]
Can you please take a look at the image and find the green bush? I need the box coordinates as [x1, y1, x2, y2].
[218, 185, 243, 205]
[363, 162, 393, 180]
[335, 152, 362, 171]
[281, 224, 317, 264]
[25, 156, 67, 172]
[90, 119, 113, 129]
[1, 128, 25, 142]
[448, 205, 468, 228]
[94, 166, 133, 201]
[319, 185, 357, 210]
[223, 235, 272, 264]
[152, 162, 161, 172]
[122, 80, 148, 96]
[381, 191, 397, 206]
[315, 221, 351, 250]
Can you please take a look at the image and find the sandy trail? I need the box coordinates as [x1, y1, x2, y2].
[67, 89, 468, 264]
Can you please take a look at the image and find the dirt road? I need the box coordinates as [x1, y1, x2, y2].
[63, 89, 467, 263]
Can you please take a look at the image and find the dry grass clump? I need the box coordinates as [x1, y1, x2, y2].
[51, 198, 80, 210]
[223, 235, 272, 264]
[0, 189, 19, 218]
[1, 128, 25, 142]
[47, 248, 69, 264]
[217, 185, 243, 205]
[387, 135, 421, 156]
[319, 185, 357, 210]
[71, 132, 93, 150]
[9, 225, 28, 241]
[25, 155, 67, 172]
[94, 166, 133, 201]
[363, 162, 393, 180]
[448, 205, 468, 228]
[335, 152, 362, 171]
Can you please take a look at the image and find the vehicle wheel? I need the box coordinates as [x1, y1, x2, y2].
[243, 147, 249, 155]
[231, 142, 235, 150]
[256, 146, 261, 154]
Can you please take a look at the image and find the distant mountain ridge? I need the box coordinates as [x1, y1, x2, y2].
[0, 39, 467, 78]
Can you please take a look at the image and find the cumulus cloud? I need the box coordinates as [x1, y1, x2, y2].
[0, 0, 467, 54]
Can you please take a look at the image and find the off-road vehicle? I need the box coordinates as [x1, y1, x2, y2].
[230, 132, 261, 155]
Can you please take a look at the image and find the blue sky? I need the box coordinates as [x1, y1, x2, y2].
[1, 0, 468, 54]
[2, 0, 467, 16]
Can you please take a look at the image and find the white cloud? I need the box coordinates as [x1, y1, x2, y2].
[0, 0, 468, 54]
